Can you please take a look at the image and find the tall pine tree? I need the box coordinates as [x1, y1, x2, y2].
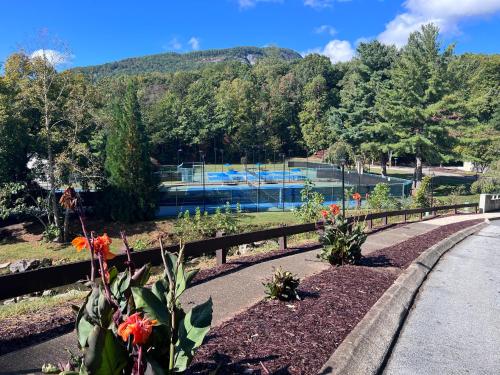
[377, 24, 455, 185]
[105, 80, 157, 222]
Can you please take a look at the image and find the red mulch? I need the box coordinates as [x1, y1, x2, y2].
[186, 219, 483, 374]
[361, 219, 483, 269]
[187, 267, 397, 374]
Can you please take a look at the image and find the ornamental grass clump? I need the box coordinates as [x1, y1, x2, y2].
[47, 187, 213, 375]
[318, 204, 367, 266]
[263, 266, 300, 301]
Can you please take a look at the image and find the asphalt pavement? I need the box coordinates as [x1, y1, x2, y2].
[383, 220, 500, 375]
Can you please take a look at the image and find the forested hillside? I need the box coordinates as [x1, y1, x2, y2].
[72, 46, 302, 78]
[1, 24, 499, 228]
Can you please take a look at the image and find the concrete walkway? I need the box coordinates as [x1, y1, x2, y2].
[383, 220, 500, 375]
[0, 213, 496, 374]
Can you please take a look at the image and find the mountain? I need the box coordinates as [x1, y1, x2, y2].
[72, 46, 302, 79]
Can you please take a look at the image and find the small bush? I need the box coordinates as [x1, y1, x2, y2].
[367, 183, 396, 210]
[413, 176, 432, 208]
[264, 267, 300, 301]
[294, 179, 325, 223]
[318, 206, 367, 266]
[42, 224, 60, 242]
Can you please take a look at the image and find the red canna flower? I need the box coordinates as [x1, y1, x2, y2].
[321, 210, 329, 219]
[118, 313, 157, 346]
[71, 233, 116, 260]
[352, 192, 361, 201]
[329, 204, 340, 216]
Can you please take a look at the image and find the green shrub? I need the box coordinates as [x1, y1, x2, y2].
[263, 267, 300, 301]
[174, 203, 242, 241]
[367, 183, 396, 210]
[318, 211, 367, 266]
[294, 179, 325, 223]
[471, 178, 497, 194]
[413, 176, 432, 208]
[42, 224, 61, 242]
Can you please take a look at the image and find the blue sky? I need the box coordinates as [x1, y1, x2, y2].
[1, 0, 499, 68]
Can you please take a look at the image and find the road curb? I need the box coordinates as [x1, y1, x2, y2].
[318, 220, 488, 375]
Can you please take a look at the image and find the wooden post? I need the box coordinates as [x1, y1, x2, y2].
[475, 205, 478, 214]
[215, 231, 227, 265]
[454, 207, 458, 214]
[279, 224, 287, 251]
[404, 212, 407, 223]
[368, 219, 373, 230]
[383, 215, 388, 226]
[419, 211, 423, 221]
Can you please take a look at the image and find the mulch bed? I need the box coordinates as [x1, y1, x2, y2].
[187, 266, 398, 374]
[0, 219, 482, 362]
[362, 219, 483, 268]
[0, 304, 75, 356]
[186, 219, 483, 374]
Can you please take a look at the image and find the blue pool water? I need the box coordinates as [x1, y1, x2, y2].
[207, 170, 307, 183]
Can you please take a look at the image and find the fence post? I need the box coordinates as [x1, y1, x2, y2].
[475, 204, 478, 214]
[368, 218, 373, 229]
[419, 211, 423, 221]
[454, 206, 458, 214]
[383, 214, 388, 226]
[404, 212, 407, 223]
[215, 231, 227, 265]
[279, 224, 287, 251]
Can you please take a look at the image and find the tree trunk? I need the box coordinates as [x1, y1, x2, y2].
[380, 153, 388, 177]
[414, 155, 423, 189]
[45, 107, 61, 241]
[63, 207, 70, 243]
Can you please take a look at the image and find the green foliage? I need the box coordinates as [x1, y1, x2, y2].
[294, 179, 325, 223]
[325, 141, 355, 166]
[73, 47, 302, 79]
[318, 214, 367, 266]
[174, 203, 242, 241]
[104, 80, 158, 222]
[74, 245, 212, 374]
[471, 160, 500, 193]
[42, 224, 61, 242]
[413, 176, 432, 208]
[367, 183, 397, 210]
[263, 267, 300, 301]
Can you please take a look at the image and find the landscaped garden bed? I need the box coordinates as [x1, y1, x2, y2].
[0, 218, 482, 368]
[186, 219, 483, 374]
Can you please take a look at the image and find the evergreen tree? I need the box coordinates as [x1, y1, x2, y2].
[378, 24, 455, 186]
[330, 41, 398, 175]
[105, 80, 157, 222]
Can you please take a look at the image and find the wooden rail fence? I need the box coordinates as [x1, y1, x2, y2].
[0, 203, 477, 300]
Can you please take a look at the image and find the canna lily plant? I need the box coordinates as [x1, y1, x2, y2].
[317, 203, 367, 266]
[50, 187, 213, 375]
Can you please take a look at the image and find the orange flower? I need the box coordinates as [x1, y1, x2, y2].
[352, 192, 361, 201]
[118, 313, 157, 346]
[71, 234, 116, 260]
[72, 236, 89, 252]
[329, 204, 340, 216]
[93, 234, 116, 260]
[59, 187, 77, 210]
[321, 210, 329, 219]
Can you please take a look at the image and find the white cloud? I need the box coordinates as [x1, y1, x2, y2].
[168, 37, 182, 50]
[188, 37, 200, 50]
[314, 24, 337, 36]
[238, 0, 283, 9]
[304, 0, 333, 8]
[30, 49, 69, 66]
[378, 0, 500, 47]
[304, 39, 355, 63]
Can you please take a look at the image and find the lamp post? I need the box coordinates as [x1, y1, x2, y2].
[257, 162, 261, 212]
[199, 151, 206, 213]
[340, 158, 346, 216]
[220, 149, 224, 172]
[280, 153, 286, 211]
[177, 148, 183, 166]
[214, 147, 217, 167]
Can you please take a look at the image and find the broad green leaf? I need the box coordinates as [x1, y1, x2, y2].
[131, 264, 152, 286]
[174, 298, 213, 371]
[84, 326, 127, 375]
[77, 314, 94, 348]
[152, 279, 169, 305]
[131, 286, 170, 325]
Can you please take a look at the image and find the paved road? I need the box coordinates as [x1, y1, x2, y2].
[383, 220, 500, 375]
